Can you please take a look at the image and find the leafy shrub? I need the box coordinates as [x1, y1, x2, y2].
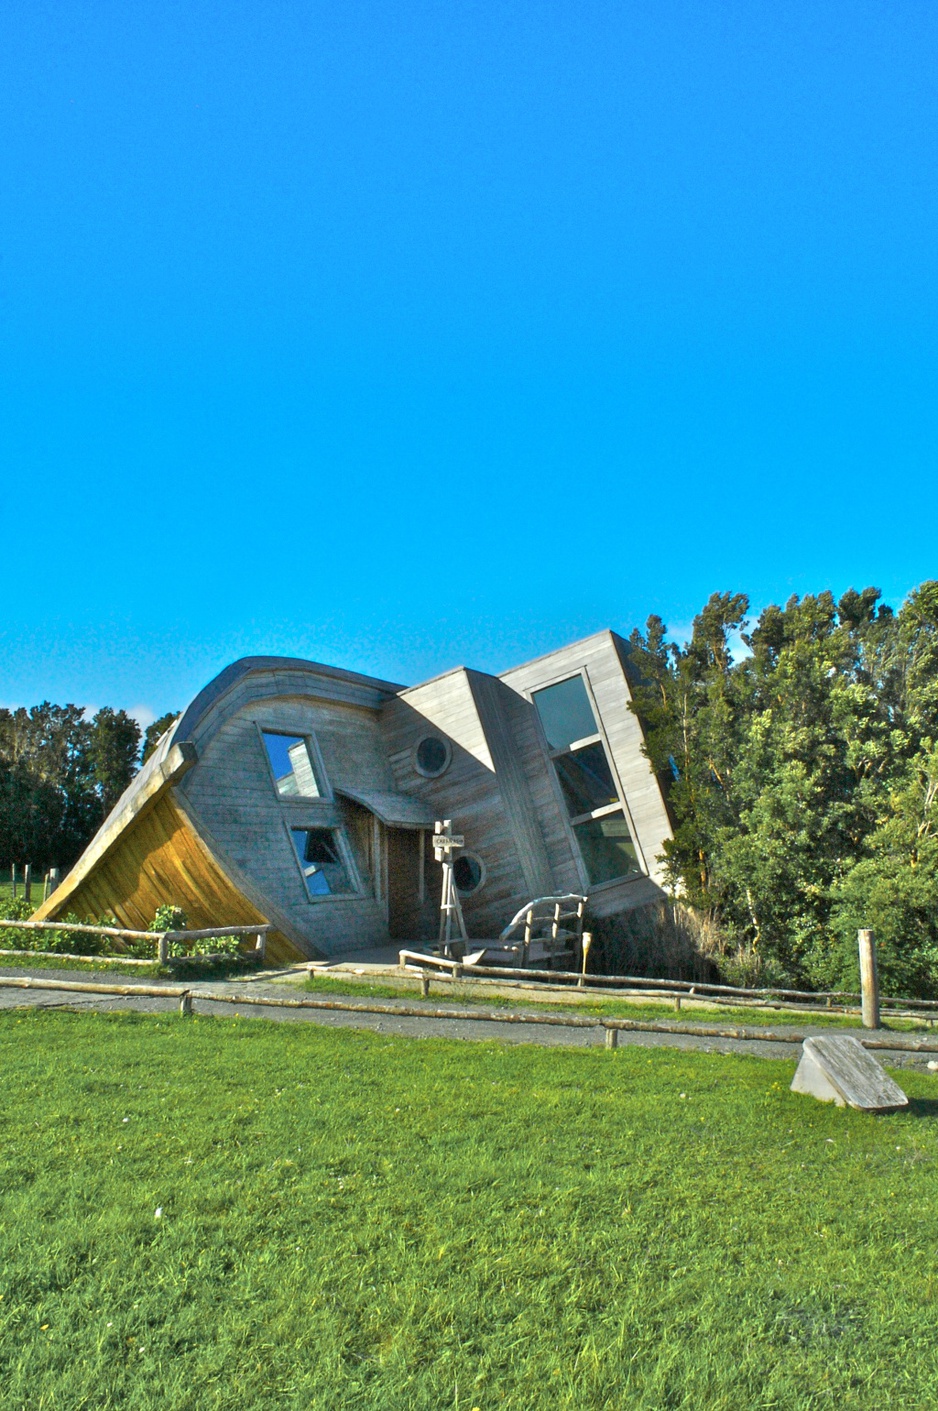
[0, 898, 117, 955]
[148, 904, 188, 934]
[147, 903, 244, 959]
[0, 895, 33, 923]
[0, 893, 35, 950]
[44, 913, 108, 955]
[178, 936, 243, 959]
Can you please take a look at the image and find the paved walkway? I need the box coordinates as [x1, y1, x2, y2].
[1, 966, 936, 1069]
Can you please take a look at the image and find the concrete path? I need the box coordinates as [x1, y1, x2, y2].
[0, 966, 935, 1070]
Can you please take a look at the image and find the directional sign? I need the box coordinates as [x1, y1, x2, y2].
[432, 834, 464, 850]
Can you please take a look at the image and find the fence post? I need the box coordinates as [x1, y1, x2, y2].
[858, 929, 880, 1029]
[605, 1026, 618, 1049]
[158, 934, 169, 965]
[179, 991, 193, 1017]
[254, 930, 266, 963]
[23, 865, 31, 904]
[578, 931, 592, 988]
[10, 865, 16, 898]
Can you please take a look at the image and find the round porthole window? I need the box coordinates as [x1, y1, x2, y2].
[414, 735, 451, 778]
[453, 852, 484, 895]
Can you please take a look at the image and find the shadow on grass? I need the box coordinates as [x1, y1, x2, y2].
[903, 1097, 938, 1119]
[162, 956, 267, 983]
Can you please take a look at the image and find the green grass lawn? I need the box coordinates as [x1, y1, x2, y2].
[0, 879, 47, 905]
[0, 952, 163, 976]
[1, 1010, 937, 1408]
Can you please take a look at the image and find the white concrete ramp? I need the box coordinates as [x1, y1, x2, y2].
[791, 1035, 908, 1112]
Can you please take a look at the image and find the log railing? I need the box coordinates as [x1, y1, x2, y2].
[397, 949, 938, 1022]
[1, 974, 938, 1052]
[0, 919, 271, 964]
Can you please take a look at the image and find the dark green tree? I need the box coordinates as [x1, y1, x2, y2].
[142, 712, 179, 763]
[627, 581, 938, 992]
[88, 708, 141, 818]
[0, 704, 99, 869]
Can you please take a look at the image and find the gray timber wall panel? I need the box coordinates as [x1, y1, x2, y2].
[466, 671, 554, 898]
[501, 630, 672, 897]
[180, 689, 392, 956]
[498, 682, 584, 897]
[381, 673, 533, 938]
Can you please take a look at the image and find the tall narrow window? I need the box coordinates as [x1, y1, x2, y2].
[262, 731, 322, 798]
[291, 828, 354, 895]
[533, 675, 640, 886]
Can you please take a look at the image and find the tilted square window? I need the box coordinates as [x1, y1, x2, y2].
[553, 741, 619, 816]
[262, 731, 322, 798]
[573, 811, 640, 885]
[532, 674, 599, 753]
[291, 827, 354, 896]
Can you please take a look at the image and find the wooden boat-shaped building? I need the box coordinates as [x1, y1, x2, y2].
[34, 631, 673, 964]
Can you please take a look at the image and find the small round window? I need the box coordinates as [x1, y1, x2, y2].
[414, 735, 451, 778]
[453, 853, 484, 895]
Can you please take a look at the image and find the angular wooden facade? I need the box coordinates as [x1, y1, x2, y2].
[35, 632, 673, 962]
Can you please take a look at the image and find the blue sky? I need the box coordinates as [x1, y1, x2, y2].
[1, 1, 936, 724]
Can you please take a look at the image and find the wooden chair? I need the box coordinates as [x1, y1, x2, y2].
[478, 894, 587, 970]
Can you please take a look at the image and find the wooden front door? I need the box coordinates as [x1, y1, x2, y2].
[386, 828, 423, 940]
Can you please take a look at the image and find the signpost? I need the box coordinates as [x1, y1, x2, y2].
[434, 819, 469, 957]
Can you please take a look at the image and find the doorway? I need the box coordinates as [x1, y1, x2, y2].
[386, 828, 429, 940]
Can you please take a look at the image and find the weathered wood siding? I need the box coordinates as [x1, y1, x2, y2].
[40, 790, 302, 964]
[381, 671, 534, 938]
[178, 683, 399, 957]
[35, 643, 673, 962]
[500, 630, 671, 914]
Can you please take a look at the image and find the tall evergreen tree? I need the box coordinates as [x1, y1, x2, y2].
[142, 712, 179, 763]
[88, 708, 141, 818]
[627, 580, 938, 993]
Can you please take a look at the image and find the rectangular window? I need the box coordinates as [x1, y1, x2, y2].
[532, 674, 599, 753]
[533, 675, 640, 885]
[262, 731, 322, 798]
[553, 741, 619, 816]
[573, 811, 640, 885]
[291, 828, 354, 896]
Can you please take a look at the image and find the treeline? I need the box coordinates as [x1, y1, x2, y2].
[0, 706, 177, 873]
[627, 580, 938, 996]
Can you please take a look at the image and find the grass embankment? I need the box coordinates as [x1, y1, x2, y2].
[302, 973, 935, 1032]
[1, 1009, 937, 1408]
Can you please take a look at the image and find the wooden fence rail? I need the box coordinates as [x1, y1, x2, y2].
[397, 949, 938, 1020]
[0, 919, 271, 963]
[2, 975, 938, 1052]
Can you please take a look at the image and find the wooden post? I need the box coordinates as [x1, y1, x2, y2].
[858, 929, 880, 1029]
[23, 865, 31, 904]
[578, 931, 592, 988]
[674, 995, 682, 1013]
[417, 829, 426, 905]
[420, 973, 430, 998]
[158, 934, 169, 965]
[10, 865, 16, 898]
[254, 931, 266, 963]
[179, 991, 193, 1016]
[605, 1026, 618, 1049]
